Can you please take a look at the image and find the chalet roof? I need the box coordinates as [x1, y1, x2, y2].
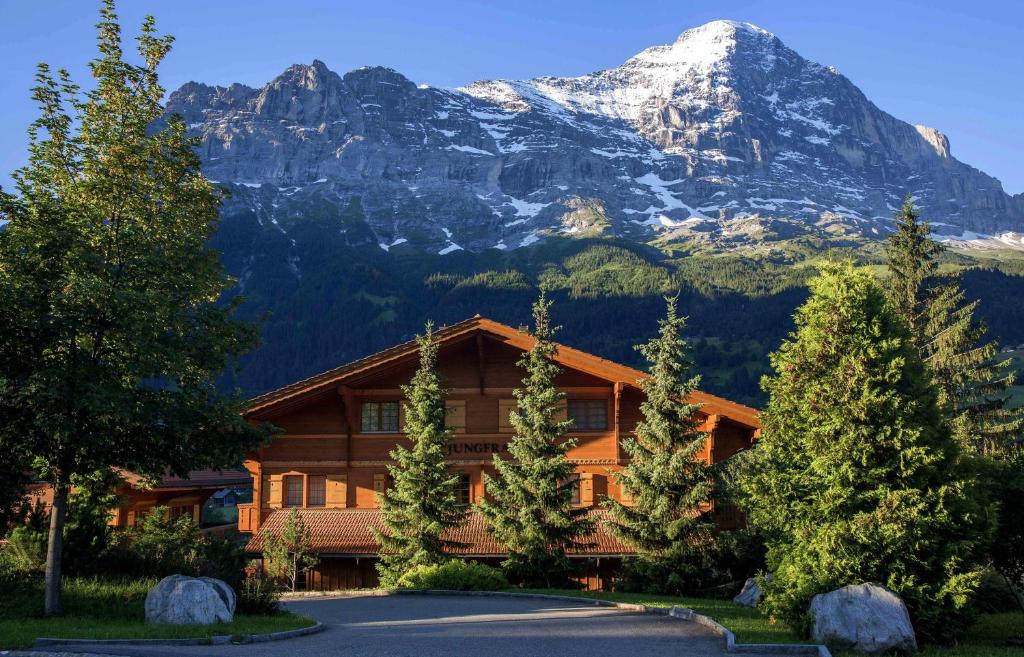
[245, 508, 634, 557]
[245, 315, 760, 428]
[117, 468, 253, 491]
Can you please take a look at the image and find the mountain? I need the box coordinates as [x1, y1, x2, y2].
[161, 20, 1024, 401]
[168, 20, 1024, 256]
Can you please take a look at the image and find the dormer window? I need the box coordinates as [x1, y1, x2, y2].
[361, 401, 400, 433]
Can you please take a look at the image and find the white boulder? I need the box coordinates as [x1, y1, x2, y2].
[733, 577, 765, 608]
[145, 575, 236, 625]
[810, 583, 917, 655]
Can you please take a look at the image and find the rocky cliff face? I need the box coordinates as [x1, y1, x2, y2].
[167, 20, 1024, 256]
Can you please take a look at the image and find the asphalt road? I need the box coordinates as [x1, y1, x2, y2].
[41, 594, 730, 657]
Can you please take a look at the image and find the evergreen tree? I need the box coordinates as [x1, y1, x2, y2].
[478, 290, 593, 587]
[264, 509, 318, 592]
[373, 323, 466, 587]
[886, 198, 1022, 454]
[0, 2, 266, 614]
[604, 296, 715, 594]
[738, 262, 991, 643]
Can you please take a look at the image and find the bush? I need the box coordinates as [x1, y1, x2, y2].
[612, 528, 766, 598]
[2, 525, 47, 574]
[237, 567, 281, 615]
[397, 560, 508, 591]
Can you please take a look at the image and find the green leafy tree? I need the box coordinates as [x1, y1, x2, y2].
[478, 290, 593, 587]
[604, 296, 715, 594]
[264, 509, 318, 592]
[886, 198, 1022, 454]
[738, 262, 991, 643]
[374, 323, 466, 587]
[0, 2, 266, 614]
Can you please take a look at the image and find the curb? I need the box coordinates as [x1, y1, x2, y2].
[31, 620, 323, 649]
[382, 590, 832, 657]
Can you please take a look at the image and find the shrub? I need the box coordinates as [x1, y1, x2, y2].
[2, 525, 47, 574]
[397, 560, 508, 591]
[237, 566, 281, 615]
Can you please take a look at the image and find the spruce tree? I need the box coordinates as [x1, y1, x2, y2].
[886, 198, 1022, 454]
[478, 290, 593, 587]
[373, 323, 466, 587]
[604, 296, 715, 594]
[738, 262, 991, 643]
[0, 2, 265, 614]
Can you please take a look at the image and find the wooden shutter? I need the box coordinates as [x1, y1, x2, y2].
[580, 472, 595, 506]
[498, 399, 516, 433]
[398, 403, 407, 434]
[260, 475, 271, 506]
[446, 400, 466, 434]
[268, 474, 284, 509]
[326, 475, 348, 508]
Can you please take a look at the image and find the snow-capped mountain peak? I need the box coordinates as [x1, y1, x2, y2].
[166, 19, 1024, 260]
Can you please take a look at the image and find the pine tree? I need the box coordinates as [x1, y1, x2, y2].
[264, 509, 318, 592]
[478, 290, 593, 587]
[0, 2, 265, 614]
[604, 296, 715, 594]
[373, 323, 466, 587]
[738, 262, 991, 643]
[886, 198, 1022, 454]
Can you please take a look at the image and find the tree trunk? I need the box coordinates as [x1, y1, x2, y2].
[44, 478, 68, 616]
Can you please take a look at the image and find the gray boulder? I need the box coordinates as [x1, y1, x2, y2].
[810, 583, 917, 655]
[145, 575, 236, 625]
[733, 577, 765, 608]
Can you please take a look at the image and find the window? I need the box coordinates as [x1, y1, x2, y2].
[361, 401, 400, 433]
[307, 475, 326, 507]
[284, 475, 303, 507]
[455, 472, 471, 506]
[568, 399, 608, 431]
[168, 504, 194, 522]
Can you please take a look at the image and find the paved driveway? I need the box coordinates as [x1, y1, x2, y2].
[45, 594, 729, 657]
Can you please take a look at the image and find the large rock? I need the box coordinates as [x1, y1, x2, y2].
[733, 577, 765, 608]
[810, 583, 917, 655]
[145, 575, 236, 625]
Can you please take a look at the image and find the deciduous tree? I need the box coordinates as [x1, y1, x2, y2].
[0, 1, 266, 614]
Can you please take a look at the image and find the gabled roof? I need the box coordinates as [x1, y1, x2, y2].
[117, 468, 253, 491]
[245, 315, 759, 428]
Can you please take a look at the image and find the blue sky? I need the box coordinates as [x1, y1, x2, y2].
[1, 0, 1021, 193]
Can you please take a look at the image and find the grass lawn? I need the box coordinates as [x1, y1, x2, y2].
[0, 575, 315, 650]
[523, 589, 1024, 656]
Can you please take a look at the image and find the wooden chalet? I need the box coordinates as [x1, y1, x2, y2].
[23, 469, 252, 529]
[240, 315, 760, 590]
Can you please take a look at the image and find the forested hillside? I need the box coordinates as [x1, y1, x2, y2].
[214, 205, 1024, 406]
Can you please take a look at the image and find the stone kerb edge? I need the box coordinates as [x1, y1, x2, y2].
[31, 620, 324, 649]
[388, 590, 832, 656]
